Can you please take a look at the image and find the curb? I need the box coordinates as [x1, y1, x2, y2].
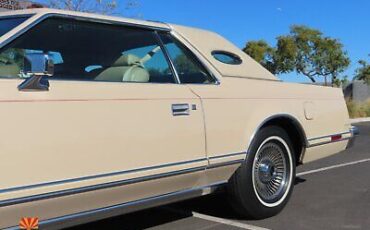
[350, 117, 370, 123]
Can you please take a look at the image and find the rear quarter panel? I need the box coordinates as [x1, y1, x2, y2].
[189, 77, 350, 165]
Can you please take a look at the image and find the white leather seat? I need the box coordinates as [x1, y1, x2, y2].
[95, 54, 149, 82]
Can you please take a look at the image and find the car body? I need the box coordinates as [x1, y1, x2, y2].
[0, 9, 355, 229]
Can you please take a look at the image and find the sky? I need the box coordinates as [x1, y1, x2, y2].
[116, 0, 370, 83]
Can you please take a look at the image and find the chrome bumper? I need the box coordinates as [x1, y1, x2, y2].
[347, 126, 359, 149]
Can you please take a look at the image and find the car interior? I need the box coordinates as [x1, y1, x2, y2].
[0, 17, 176, 83]
[0, 17, 214, 84]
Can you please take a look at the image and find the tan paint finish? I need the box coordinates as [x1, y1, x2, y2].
[0, 9, 352, 228]
[0, 165, 236, 227]
[170, 25, 277, 81]
[303, 141, 348, 163]
[0, 79, 206, 198]
[189, 78, 350, 162]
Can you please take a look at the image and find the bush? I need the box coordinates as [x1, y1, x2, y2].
[346, 99, 370, 118]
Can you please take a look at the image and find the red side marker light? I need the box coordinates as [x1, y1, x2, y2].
[331, 134, 342, 142]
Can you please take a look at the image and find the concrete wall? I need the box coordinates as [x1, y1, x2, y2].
[343, 80, 370, 102]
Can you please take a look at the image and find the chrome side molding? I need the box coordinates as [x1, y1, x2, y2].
[346, 126, 360, 149]
[0, 152, 244, 208]
[6, 181, 227, 230]
[350, 126, 359, 136]
[307, 130, 353, 148]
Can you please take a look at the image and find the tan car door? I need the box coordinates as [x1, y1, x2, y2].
[0, 80, 206, 197]
[0, 16, 207, 226]
[159, 32, 247, 171]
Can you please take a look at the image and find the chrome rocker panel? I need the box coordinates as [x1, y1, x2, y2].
[6, 181, 226, 230]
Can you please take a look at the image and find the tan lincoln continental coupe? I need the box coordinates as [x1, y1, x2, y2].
[0, 9, 359, 229]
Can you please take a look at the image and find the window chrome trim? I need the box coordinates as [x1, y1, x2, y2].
[0, 12, 170, 53]
[211, 50, 243, 65]
[0, 14, 36, 50]
[5, 181, 227, 230]
[0, 14, 34, 20]
[154, 31, 181, 84]
[44, 13, 171, 31]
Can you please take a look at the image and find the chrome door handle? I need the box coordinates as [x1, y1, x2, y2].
[172, 104, 190, 116]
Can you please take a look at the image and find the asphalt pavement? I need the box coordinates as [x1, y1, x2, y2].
[70, 122, 370, 230]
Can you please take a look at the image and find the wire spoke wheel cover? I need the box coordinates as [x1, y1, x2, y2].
[252, 136, 293, 207]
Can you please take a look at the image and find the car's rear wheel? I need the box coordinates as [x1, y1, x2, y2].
[227, 126, 296, 219]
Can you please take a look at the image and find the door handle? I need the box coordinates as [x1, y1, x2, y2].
[172, 104, 190, 116]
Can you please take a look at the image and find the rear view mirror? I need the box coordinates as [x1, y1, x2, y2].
[18, 53, 54, 91]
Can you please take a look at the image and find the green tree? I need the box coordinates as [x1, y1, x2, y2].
[274, 36, 297, 74]
[278, 25, 350, 85]
[332, 75, 349, 87]
[243, 25, 350, 85]
[0, 48, 25, 67]
[173, 54, 198, 74]
[243, 40, 277, 74]
[355, 56, 370, 84]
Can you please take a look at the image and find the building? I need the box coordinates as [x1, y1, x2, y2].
[0, 0, 43, 11]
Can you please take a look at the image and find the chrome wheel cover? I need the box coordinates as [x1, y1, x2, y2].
[252, 136, 293, 207]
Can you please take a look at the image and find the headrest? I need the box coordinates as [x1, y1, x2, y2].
[112, 54, 141, 67]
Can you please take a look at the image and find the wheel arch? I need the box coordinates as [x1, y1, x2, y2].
[247, 114, 308, 165]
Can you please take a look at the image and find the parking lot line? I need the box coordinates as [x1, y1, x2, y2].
[297, 158, 370, 176]
[191, 212, 271, 230]
[161, 207, 270, 230]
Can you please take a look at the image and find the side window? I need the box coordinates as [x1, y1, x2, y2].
[0, 18, 176, 83]
[0, 17, 29, 37]
[122, 45, 175, 83]
[159, 33, 215, 84]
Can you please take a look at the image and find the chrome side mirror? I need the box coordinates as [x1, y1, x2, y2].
[18, 53, 54, 91]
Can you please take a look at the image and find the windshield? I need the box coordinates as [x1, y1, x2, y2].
[0, 17, 29, 38]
